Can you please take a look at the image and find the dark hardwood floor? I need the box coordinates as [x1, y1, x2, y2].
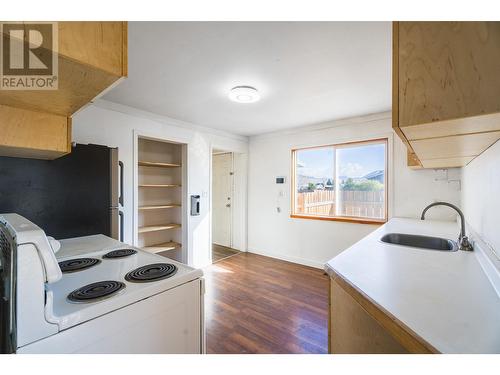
[204, 252, 329, 354]
[212, 244, 241, 263]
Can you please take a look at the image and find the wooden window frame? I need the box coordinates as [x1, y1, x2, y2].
[290, 138, 388, 225]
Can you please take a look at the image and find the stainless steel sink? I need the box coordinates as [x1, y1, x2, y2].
[380, 233, 458, 252]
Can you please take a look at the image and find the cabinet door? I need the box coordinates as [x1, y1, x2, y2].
[58, 22, 128, 77]
[330, 277, 408, 354]
[398, 22, 500, 129]
[393, 22, 500, 168]
[0, 22, 127, 117]
[0, 104, 71, 159]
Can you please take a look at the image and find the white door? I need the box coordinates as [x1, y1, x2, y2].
[212, 153, 233, 247]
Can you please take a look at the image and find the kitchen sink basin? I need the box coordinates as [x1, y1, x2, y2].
[380, 233, 458, 252]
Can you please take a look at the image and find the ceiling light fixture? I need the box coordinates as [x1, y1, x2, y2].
[228, 86, 260, 103]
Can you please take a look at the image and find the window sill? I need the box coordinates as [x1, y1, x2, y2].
[290, 214, 386, 225]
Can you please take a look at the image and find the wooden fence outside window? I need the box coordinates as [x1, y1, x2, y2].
[295, 190, 384, 219]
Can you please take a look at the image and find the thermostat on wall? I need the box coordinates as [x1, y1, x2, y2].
[276, 176, 286, 184]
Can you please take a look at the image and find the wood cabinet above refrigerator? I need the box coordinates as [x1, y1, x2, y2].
[393, 22, 500, 169]
[0, 22, 127, 159]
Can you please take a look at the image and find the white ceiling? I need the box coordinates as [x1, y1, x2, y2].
[103, 22, 392, 136]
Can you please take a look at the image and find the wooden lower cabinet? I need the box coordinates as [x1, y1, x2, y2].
[329, 274, 437, 354]
[0, 104, 71, 159]
[329, 277, 407, 354]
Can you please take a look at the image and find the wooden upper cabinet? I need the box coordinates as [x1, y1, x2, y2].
[0, 104, 72, 160]
[0, 21, 127, 117]
[58, 22, 127, 78]
[0, 22, 127, 159]
[393, 22, 500, 168]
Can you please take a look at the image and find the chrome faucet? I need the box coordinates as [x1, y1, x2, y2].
[420, 202, 473, 251]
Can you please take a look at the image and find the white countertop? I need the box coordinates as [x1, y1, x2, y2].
[325, 218, 500, 354]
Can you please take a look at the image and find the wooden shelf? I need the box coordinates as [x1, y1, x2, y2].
[139, 204, 181, 210]
[142, 241, 181, 254]
[139, 184, 181, 188]
[138, 161, 181, 168]
[138, 223, 181, 234]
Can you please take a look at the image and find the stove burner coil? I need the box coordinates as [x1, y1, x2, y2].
[125, 263, 178, 283]
[68, 280, 126, 303]
[59, 258, 101, 273]
[103, 249, 137, 259]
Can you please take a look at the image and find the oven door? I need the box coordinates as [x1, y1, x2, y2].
[0, 222, 16, 353]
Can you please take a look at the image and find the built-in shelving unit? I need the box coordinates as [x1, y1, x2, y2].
[137, 137, 184, 262]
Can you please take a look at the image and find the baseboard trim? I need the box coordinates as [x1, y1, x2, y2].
[247, 247, 324, 269]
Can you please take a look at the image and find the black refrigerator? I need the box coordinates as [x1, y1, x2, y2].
[0, 143, 123, 240]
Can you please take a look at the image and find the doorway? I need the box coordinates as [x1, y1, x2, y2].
[211, 150, 240, 263]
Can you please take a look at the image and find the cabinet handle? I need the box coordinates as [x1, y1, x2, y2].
[119, 211, 124, 242]
[118, 161, 124, 206]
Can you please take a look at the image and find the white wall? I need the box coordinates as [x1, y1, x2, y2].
[247, 112, 462, 268]
[462, 139, 500, 259]
[72, 100, 248, 268]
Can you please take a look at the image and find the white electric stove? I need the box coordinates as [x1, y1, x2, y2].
[0, 213, 205, 354]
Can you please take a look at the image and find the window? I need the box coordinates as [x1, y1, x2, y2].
[291, 139, 387, 223]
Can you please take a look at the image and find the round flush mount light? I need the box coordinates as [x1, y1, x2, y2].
[228, 86, 260, 103]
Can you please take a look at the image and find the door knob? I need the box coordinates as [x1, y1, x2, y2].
[226, 203, 231, 208]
